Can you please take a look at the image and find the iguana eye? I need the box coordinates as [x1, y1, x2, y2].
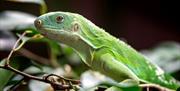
[56, 16, 64, 23]
[72, 23, 79, 32]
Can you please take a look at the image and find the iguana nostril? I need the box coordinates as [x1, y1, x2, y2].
[34, 19, 42, 28]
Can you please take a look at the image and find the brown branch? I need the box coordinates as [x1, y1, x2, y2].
[18, 48, 50, 65]
[139, 84, 174, 91]
[4, 63, 46, 82]
[0, 31, 80, 90]
[5, 32, 27, 66]
[44, 74, 81, 85]
[0, 65, 72, 90]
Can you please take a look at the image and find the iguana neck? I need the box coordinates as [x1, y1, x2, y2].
[61, 36, 93, 66]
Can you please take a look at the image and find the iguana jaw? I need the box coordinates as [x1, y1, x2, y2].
[36, 26, 78, 44]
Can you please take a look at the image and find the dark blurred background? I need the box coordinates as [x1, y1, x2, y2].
[1, 0, 180, 49]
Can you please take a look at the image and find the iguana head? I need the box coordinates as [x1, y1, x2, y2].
[34, 12, 83, 44]
[34, 11, 96, 66]
[34, 11, 111, 49]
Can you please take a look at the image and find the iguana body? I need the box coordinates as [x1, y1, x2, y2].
[34, 11, 180, 90]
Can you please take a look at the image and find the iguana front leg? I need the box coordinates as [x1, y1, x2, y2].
[91, 48, 139, 84]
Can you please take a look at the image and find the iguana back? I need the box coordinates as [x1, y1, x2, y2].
[77, 14, 180, 90]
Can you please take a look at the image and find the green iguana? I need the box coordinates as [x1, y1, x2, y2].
[34, 11, 180, 90]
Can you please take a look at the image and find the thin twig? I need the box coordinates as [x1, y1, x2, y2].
[6, 32, 27, 66]
[0, 65, 72, 90]
[4, 31, 46, 81]
[0, 31, 80, 90]
[140, 84, 173, 91]
[18, 48, 50, 65]
[44, 74, 80, 84]
[4, 65, 46, 82]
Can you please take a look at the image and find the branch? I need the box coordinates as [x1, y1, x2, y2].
[18, 48, 50, 65]
[0, 31, 80, 90]
[6, 31, 28, 66]
[139, 84, 174, 91]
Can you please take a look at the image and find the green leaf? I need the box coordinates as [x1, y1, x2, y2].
[0, 57, 32, 90]
[6, 80, 20, 86]
[0, 59, 15, 90]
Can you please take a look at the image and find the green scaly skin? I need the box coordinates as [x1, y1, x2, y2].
[34, 11, 180, 90]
